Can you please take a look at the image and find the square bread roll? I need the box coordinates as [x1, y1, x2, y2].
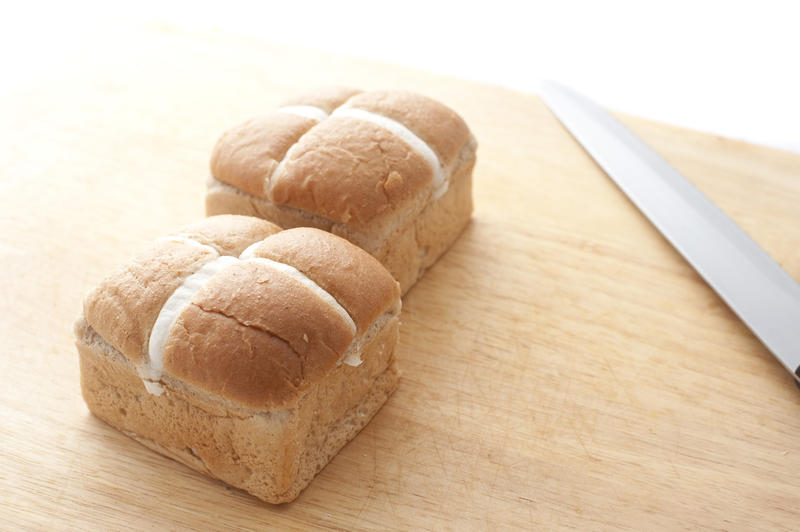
[75, 215, 401, 503]
[206, 87, 477, 294]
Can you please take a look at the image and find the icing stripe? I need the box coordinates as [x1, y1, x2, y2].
[145, 255, 240, 381]
[275, 105, 329, 122]
[330, 106, 447, 198]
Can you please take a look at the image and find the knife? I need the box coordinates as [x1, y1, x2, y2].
[540, 81, 800, 385]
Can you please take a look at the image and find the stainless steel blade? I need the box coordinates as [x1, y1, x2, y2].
[540, 81, 800, 383]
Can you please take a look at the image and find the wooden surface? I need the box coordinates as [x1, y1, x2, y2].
[2, 23, 800, 531]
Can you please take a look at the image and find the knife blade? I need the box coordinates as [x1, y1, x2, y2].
[540, 81, 800, 384]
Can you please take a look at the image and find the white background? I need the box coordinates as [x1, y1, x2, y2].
[5, 1, 799, 153]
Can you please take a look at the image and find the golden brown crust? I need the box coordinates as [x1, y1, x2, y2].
[270, 117, 432, 225]
[280, 86, 362, 113]
[346, 90, 471, 166]
[163, 304, 303, 408]
[250, 227, 400, 332]
[210, 113, 316, 198]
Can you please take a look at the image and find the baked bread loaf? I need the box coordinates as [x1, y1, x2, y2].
[75, 215, 401, 503]
[206, 87, 477, 294]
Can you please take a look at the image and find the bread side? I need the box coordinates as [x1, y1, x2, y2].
[76, 306, 400, 503]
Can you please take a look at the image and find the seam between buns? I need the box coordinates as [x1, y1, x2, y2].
[266, 95, 362, 198]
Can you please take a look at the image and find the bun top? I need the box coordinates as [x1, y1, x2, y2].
[210, 87, 473, 226]
[83, 215, 400, 408]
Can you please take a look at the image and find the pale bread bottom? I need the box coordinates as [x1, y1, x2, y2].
[206, 161, 474, 295]
[75, 315, 400, 504]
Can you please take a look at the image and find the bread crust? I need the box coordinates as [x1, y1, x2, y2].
[210, 113, 316, 198]
[206, 88, 476, 293]
[165, 260, 354, 408]
[345, 90, 470, 165]
[270, 116, 433, 225]
[250, 227, 401, 332]
[81, 215, 399, 409]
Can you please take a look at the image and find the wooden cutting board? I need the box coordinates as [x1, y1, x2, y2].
[2, 23, 799, 530]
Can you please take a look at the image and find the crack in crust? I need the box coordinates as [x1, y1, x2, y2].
[192, 302, 307, 382]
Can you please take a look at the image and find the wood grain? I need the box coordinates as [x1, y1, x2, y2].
[2, 22, 800, 531]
